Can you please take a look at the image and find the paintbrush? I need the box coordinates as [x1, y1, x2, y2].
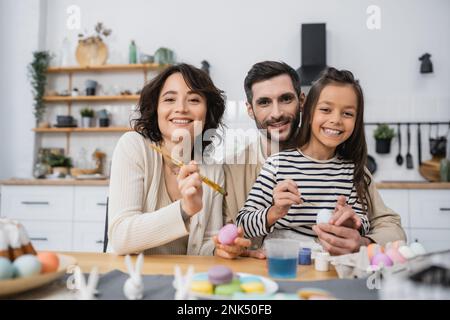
[149, 144, 227, 196]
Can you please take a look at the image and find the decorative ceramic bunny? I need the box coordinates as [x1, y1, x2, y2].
[74, 266, 99, 300]
[174, 265, 194, 300]
[123, 253, 144, 300]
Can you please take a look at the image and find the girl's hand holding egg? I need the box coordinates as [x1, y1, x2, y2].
[328, 196, 361, 230]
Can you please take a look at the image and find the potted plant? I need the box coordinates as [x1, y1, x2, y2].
[28, 51, 52, 127]
[76, 22, 112, 66]
[47, 153, 73, 177]
[80, 108, 95, 128]
[374, 124, 395, 154]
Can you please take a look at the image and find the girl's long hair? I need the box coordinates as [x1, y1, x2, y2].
[297, 67, 372, 214]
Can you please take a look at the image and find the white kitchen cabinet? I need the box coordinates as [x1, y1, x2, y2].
[72, 222, 105, 252]
[0, 185, 108, 252]
[409, 190, 450, 229]
[378, 189, 410, 229]
[1, 186, 73, 221]
[20, 220, 73, 251]
[409, 229, 450, 252]
[74, 186, 109, 222]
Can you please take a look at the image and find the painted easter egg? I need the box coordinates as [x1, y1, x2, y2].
[37, 252, 59, 273]
[316, 209, 333, 224]
[13, 254, 42, 278]
[371, 252, 393, 267]
[218, 224, 239, 245]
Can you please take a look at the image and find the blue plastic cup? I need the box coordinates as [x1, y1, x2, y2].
[265, 239, 300, 279]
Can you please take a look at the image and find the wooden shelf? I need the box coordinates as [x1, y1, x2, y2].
[47, 63, 168, 73]
[33, 127, 132, 133]
[43, 95, 140, 102]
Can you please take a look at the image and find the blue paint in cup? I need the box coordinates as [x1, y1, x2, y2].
[264, 239, 300, 279]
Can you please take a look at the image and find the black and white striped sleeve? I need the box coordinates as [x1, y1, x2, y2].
[236, 157, 278, 238]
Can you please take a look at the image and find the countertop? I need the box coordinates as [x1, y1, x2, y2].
[0, 178, 109, 186]
[2, 179, 450, 189]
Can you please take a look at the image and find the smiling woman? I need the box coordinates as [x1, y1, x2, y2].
[108, 64, 226, 256]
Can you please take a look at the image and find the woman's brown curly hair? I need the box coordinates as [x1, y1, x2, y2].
[132, 63, 226, 154]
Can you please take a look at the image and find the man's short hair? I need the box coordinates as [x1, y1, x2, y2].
[244, 61, 301, 104]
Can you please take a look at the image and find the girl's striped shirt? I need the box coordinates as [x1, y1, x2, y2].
[236, 149, 370, 239]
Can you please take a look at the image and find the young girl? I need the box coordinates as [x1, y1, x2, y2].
[236, 67, 372, 246]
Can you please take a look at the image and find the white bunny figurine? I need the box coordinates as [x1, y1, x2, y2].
[123, 253, 144, 300]
[174, 265, 194, 300]
[74, 266, 99, 300]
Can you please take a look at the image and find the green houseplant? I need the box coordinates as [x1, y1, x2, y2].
[28, 51, 52, 127]
[374, 124, 395, 154]
[80, 107, 95, 128]
[47, 153, 73, 177]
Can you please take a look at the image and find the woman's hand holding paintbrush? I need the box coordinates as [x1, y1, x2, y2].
[149, 144, 227, 197]
[178, 160, 203, 216]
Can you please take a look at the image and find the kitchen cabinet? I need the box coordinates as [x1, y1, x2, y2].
[73, 222, 105, 252]
[1, 186, 73, 221]
[0, 184, 108, 252]
[378, 188, 450, 252]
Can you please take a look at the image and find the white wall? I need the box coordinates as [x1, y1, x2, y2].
[1, 0, 449, 181]
[0, 0, 47, 179]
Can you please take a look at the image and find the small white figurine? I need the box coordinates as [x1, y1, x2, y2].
[174, 265, 194, 300]
[74, 266, 99, 300]
[123, 253, 144, 300]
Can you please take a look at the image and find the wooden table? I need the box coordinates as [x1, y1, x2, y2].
[13, 252, 337, 299]
[62, 252, 337, 282]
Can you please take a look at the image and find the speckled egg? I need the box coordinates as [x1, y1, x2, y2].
[37, 252, 59, 273]
[0, 257, 15, 280]
[371, 252, 393, 267]
[13, 254, 42, 278]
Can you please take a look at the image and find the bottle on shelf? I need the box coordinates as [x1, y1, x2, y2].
[129, 40, 137, 64]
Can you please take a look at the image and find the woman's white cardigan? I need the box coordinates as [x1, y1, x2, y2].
[108, 132, 223, 255]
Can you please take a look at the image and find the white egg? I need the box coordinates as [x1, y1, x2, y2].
[398, 245, 416, 260]
[409, 242, 426, 256]
[316, 209, 333, 224]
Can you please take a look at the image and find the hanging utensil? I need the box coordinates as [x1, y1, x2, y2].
[406, 123, 414, 169]
[367, 155, 377, 174]
[417, 123, 422, 166]
[396, 123, 403, 166]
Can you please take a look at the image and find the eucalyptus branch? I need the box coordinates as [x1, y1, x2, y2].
[28, 51, 52, 125]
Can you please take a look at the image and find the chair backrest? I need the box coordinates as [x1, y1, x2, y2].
[103, 196, 109, 253]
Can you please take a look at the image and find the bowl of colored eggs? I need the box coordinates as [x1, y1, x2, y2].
[183, 265, 278, 299]
[0, 252, 77, 297]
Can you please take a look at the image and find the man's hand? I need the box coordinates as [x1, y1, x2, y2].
[267, 180, 302, 227]
[313, 223, 371, 255]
